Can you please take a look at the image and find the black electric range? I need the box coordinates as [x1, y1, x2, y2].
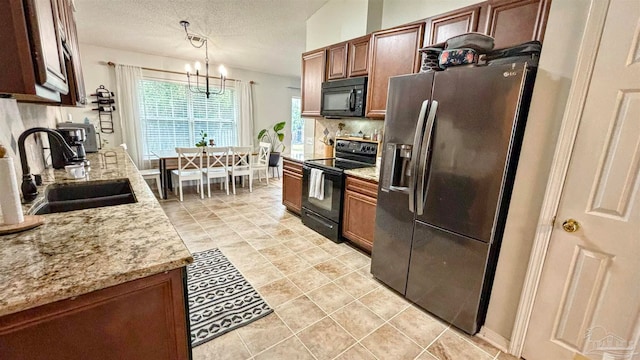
[301, 139, 378, 242]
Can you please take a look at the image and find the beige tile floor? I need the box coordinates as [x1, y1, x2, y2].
[158, 178, 519, 360]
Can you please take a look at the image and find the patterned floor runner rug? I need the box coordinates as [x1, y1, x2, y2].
[186, 248, 273, 347]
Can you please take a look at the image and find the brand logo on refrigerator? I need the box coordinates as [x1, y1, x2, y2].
[503, 71, 518, 77]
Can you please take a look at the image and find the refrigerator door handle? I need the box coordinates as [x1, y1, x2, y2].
[409, 100, 430, 213]
[416, 100, 438, 215]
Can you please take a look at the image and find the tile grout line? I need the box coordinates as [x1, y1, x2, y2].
[249, 311, 320, 360]
[234, 330, 254, 360]
[446, 327, 501, 359]
[332, 341, 380, 360]
[172, 181, 502, 360]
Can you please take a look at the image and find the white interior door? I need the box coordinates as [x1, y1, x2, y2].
[523, 1, 640, 359]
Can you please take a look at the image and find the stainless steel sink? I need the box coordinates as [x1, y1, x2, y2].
[33, 179, 137, 215]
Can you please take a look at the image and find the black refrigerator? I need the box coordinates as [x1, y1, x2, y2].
[371, 61, 537, 334]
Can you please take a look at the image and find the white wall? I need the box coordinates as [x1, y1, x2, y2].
[62, 44, 300, 153]
[367, 0, 384, 34]
[306, 0, 371, 51]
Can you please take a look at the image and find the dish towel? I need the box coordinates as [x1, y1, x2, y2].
[309, 168, 325, 200]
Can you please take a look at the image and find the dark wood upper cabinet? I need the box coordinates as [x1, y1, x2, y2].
[24, 0, 68, 95]
[366, 23, 425, 119]
[425, 4, 484, 45]
[327, 42, 348, 80]
[0, 0, 85, 103]
[57, 0, 87, 106]
[301, 49, 326, 117]
[348, 35, 370, 77]
[484, 0, 551, 49]
[328, 35, 371, 80]
[298, 0, 552, 120]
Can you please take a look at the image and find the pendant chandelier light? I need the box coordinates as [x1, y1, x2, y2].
[180, 20, 227, 98]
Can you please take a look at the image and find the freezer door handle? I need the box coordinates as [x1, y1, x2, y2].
[416, 100, 438, 215]
[409, 100, 430, 213]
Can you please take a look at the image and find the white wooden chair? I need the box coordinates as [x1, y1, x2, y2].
[203, 146, 230, 197]
[120, 143, 162, 198]
[139, 169, 162, 198]
[252, 142, 271, 185]
[171, 147, 204, 201]
[228, 147, 253, 194]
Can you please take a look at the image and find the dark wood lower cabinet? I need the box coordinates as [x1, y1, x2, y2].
[0, 268, 191, 360]
[342, 176, 378, 252]
[282, 158, 303, 215]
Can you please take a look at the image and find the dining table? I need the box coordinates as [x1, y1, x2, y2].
[150, 149, 256, 200]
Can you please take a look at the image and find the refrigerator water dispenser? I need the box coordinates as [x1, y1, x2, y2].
[381, 143, 413, 192]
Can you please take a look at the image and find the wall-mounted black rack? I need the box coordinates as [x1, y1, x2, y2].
[91, 85, 115, 134]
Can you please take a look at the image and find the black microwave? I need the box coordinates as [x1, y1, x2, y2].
[320, 77, 367, 118]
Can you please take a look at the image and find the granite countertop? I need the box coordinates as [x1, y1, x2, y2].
[282, 152, 328, 163]
[345, 165, 380, 183]
[0, 148, 192, 317]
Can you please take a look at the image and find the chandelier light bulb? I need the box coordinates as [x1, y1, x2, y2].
[194, 61, 202, 71]
[218, 65, 227, 78]
[185, 63, 192, 74]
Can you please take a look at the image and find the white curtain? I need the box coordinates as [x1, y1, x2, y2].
[114, 65, 144, 168]
[235, 80, 254, 147]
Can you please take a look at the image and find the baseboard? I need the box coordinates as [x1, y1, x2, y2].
[478, 326, 511, 354]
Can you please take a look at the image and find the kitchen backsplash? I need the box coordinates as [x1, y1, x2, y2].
[0, 99, 63, 182]
[314, 118, 384, 155]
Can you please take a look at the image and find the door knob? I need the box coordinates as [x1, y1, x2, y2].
[562, 218, 580, 233]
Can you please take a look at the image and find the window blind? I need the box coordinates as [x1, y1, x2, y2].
[139, 79, 237, 156]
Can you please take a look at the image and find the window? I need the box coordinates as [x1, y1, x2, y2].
[290, 97, 303, 153]
[139, 79, 237, 156]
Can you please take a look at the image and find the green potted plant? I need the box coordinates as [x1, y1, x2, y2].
[257, 121, 286, 169]
[195, 130, 207, 147]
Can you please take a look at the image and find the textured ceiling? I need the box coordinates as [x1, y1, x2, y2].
[74, 0, 329, 78]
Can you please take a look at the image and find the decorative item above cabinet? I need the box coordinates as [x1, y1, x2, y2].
[0, 0, 85, 105]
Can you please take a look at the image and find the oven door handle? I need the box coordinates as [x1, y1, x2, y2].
[304, 210, 335, 229]
[303, 165, 342, 178]
[409, 100, 429, 213]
